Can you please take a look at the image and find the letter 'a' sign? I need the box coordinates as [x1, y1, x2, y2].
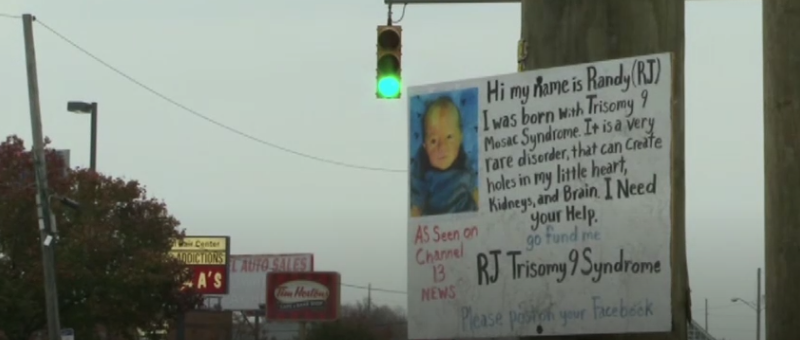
[406, 53, 674, 339]
[266, 271, 341, 321]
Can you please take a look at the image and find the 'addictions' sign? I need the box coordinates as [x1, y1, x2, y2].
[171, 236, 231, 295]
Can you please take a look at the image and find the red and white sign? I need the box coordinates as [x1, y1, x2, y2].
[274, 280, 330, 308]
[266, 271, 340, 321]
[215, 253, 314, 310]
[184, 265, 228, 295]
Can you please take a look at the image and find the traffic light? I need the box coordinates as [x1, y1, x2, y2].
[376, 25, 402, 99]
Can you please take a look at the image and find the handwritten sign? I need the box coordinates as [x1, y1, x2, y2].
[406, 53, 673, 339]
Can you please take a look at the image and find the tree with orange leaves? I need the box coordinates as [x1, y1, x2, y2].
[0, 135, 202, 340]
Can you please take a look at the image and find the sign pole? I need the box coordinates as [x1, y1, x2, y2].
[176, 313, 185, 340]
[519, 1, 687, 340]
[298, 322, 307, 340]
[764, 0, 800, 339]
[254, 312, 261, 340]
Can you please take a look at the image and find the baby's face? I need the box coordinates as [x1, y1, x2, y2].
[423, 105, 463, 170]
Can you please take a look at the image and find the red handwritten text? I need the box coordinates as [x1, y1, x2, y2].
[416, 242, 464, 265]
[421, 284, 456, 301]
[463, 226, 478, 239]
[413, 226, 477, 304]
[415, 225, 478, 245]
[432, 264, 446, 283]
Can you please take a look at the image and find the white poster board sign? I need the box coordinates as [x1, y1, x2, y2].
[217, 253, 314, 310]
[406, 53, 673, 339]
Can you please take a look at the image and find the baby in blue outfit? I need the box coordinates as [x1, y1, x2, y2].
[410, 96, 479, 217]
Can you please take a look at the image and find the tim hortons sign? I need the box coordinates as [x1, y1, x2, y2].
[266, 271, 341, 321]
[275, 280, 330, 309]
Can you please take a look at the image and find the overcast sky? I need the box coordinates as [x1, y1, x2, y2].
[0, 1, 763, 340]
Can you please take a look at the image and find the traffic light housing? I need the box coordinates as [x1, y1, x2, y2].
[376, 25, 402, 99]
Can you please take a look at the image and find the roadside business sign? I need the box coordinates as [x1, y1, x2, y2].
[170, 235, 231, 295]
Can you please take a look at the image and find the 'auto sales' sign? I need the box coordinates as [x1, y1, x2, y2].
[266, 271, 341, 321]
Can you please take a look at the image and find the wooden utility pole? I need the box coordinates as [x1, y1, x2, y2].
[764, 0, 800, 339]
[756, 268, 762, 340]
[704, 299, 708, 332]
[367, 283, 372, 315]
[519, 1, 687, 340]
[22, 13, 63, 340]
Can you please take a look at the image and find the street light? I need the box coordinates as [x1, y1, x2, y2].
[731, 297, 765, 340]
[730, 297, 765, 311]
[66, 101, 98, 172]
[731, 268, 764, 340]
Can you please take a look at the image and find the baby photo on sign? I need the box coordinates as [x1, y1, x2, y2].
[409, 87, 480, 218]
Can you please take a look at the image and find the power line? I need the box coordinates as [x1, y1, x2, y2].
[706, 303, 742, 311]
[691, 302, 742, 313]
[341, 283, 406, 295]
[30, 17, 406, 174]
[0, 13, 20, 19]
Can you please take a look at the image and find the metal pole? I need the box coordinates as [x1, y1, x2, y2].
[89, 102, 97, 172]
[298, 322, 307, 340]
[254, 312, 261, 340]
[21, 13, 62, 340]
[705, 298, 708, 331]
[176, 313, 185, 340]
[756, 268, 761, 340]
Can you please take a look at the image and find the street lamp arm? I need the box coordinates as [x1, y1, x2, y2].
[732, 297, 760, 311]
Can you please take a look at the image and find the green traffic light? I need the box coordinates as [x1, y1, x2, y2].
[377, 76, 401, 98]
[376, 28, 401, 99]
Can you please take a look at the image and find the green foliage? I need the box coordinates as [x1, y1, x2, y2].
[0, 135, 203, 340]
[305, 300, 406, 340]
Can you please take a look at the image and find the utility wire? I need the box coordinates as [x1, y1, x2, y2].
[0, 13, 20, 19]
[32, 18, 407, 174]
[341, 282, 406, 295]
[692, 302, 741, 312]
